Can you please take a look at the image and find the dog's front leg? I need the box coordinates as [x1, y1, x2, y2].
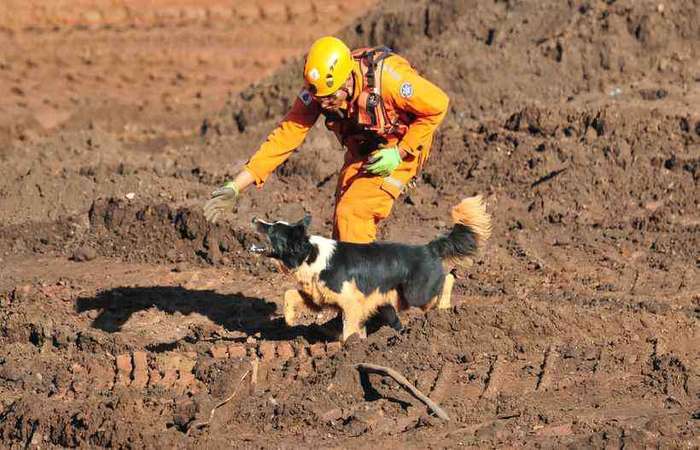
[284, 289, 321, 326]
[283, 289, 307, 326]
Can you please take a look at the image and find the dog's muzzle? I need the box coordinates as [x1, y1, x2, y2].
[250, 217, 273, 255]
[249, 243, 267, 254]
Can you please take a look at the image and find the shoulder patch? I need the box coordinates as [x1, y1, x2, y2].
[399, 81, 413, 99]
[298, 89, 313, 106]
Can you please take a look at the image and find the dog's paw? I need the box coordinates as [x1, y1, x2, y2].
[389, 320, 403, 332]
[283, 289, 301, 326]
[284, 311, 296, 326]
[283, 304, 297, 326]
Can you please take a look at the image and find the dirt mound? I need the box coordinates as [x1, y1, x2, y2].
[1, 0, 699, 447]
[0, 0, 375, 145]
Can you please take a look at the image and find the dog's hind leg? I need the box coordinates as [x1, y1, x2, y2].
[358, 325, 367, 339]
[378, 304, 402, 331]
[438, 273, 455, 309]
[340, 301, 365, 342]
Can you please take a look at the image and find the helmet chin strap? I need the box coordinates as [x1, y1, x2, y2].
[345, 71, 356, 100]
[317, 75, 354, 118]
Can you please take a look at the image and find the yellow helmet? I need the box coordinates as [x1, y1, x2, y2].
[303, 36, 353, 97]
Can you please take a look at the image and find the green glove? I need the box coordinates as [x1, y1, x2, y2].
[365, 146, 402, 177]
[203, 181, 239, 223]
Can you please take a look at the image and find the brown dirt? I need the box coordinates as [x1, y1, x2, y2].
[1, 0, 699, 448]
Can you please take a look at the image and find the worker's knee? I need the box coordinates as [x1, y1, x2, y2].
[334, 200, 376, 243]
[333, 179, 397, 243]
[335, 195, 374, 223]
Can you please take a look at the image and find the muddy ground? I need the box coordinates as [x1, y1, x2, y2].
[1, 0, 699, 448]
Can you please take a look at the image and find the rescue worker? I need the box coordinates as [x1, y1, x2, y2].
[203, 35, 449, 244]
[203, 36, 452, 335]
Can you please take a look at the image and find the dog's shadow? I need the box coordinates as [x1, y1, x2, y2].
[74, 285, 339, 346]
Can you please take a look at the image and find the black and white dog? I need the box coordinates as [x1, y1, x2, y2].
[253, 196, 492, 341]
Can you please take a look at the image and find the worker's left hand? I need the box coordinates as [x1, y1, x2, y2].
[365, 146, 402, 177]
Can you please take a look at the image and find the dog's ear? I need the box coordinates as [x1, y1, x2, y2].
[252, 217, 272, 234]
[296, 214, 311, 230]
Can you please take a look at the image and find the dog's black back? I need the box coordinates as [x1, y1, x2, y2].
[320, 242, 446, 308]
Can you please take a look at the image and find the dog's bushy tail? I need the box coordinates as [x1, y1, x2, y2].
[428, 195, 492, 262]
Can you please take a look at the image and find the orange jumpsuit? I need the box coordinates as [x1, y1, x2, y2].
[245, 52, 449, 243]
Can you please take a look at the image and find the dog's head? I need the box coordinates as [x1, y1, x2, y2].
[251, 215, 316, 270]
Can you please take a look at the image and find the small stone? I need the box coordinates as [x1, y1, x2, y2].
[258, 342, 276, 361]
[276, 342, 294, 360]
[292, 342, 308, 358]
[148, 368, 162, 387]
[176, 371, 195, 391]
[325, 342, 342, 355]
[81, 10, 102, 24]
[125, 192, 136, 200]
[536, 423, 574, 436]
[0, 365, 22, 382]
[131, 352, 148, 389]
[209, 345, 228, 359]
[227, 344, 247, 359]
[181, 7, 207, 21]
[102, 6, 129, 24]
[115, 354, 132, 386]
[173, 395, 197, 429]
[297, 360, 313, 378]
[321, 408, 343, 423]
[343, 332, 363, 347]
[172, 263, 187, 273]
[160, 368, 178, 387]
[12, 284, 32, 301]
[584, 126, 597, 142]
[309, 343, 325, 357]
[644, 200, 663, 211]
[71, 246, 97, 262]
[208, 5, 233, 20]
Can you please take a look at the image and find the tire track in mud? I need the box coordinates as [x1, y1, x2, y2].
[447, 342, 697, 415]
[59, 340, 345, 397]
[2, 293, 698, 446]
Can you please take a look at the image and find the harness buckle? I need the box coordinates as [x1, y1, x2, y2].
[366, 93, 379, 108]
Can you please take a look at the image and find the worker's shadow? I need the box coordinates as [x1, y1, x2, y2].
[74, 285, 336, 347]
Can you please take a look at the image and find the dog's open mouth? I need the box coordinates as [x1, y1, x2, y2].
[250, 217, 275, 256]
[248, 243, 269, 254]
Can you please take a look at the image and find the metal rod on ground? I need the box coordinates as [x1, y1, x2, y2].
[354, 363, 450, 421]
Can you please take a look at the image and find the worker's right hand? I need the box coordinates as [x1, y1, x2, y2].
[203, 181, 239, 223]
